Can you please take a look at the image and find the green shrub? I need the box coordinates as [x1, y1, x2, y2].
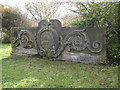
[106, 25, 120, 64]
[2, 32, 11, 43]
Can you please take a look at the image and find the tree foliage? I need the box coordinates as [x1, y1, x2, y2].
[71, 2, 118, 27]
[2, 5, 31, 43]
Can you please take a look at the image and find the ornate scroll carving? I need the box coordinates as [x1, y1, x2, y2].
[11, 36, 19, 47]
[18, 30, 37, 49]
[87, 41, 103, 53]
[11, 19, 106, 64]
[11, 30, 36, 49]
[36, 21, 63, 58]
[64, 29, 88, 51]
[64, 29, 103, 53]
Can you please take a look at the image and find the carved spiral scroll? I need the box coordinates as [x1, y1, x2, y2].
[64, 29, 88, 51]
[64, 29, 103, 53]
[18, 30, 36, 49]
[11, 37, 19, 47]
[87, 41, 103, 53]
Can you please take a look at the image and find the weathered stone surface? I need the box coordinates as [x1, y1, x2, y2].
[11, 19, 106, 64]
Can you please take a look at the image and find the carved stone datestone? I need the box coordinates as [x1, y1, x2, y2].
[11, 19, 106, 64]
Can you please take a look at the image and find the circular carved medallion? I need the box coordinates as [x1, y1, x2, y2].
[37, 26, 59, 58]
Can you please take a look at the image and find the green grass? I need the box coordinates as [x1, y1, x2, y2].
[1, 44, 119, 88]
[0, 44, 11, 59]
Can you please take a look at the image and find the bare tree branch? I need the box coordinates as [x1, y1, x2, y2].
[25, 1, 62, 23]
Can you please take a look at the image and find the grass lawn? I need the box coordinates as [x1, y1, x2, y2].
[0, 44, 119, 88]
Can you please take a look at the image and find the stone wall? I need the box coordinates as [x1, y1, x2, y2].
[11, 19, 106, 64]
